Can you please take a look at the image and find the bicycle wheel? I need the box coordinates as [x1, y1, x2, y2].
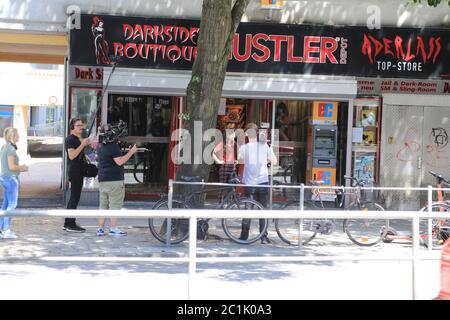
[222, 198, 267, 244]
[148, 198, 190, 244]
[134, 160, 150, 184]
[275, 201, 318, 246]
[420, 203, 450, 249]
[344, 201, 387, 246]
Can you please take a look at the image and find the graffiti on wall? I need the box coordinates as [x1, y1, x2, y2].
[424, 127, 449, 168]
[395, 128, 421, 162]
[395, 127, 450, 168]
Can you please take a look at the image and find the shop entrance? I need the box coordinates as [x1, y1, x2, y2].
[270, 100, 348, 200]
[381, 105, 450, 209]
[107, 93, 178, 197]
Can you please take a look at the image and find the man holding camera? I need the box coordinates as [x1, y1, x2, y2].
[96, 122, 137, 236]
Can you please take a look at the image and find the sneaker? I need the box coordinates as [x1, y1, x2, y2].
[96, 228, 105, 236]
[2, 229, 17, 239]
[109, 228, 127, 237]
[260, 236, 271, 244]
[63, 224, 86, 233]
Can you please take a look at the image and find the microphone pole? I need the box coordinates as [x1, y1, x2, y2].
[86, 59, 119, 137]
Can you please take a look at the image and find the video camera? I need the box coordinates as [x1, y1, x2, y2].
[98, 120, 128, 144]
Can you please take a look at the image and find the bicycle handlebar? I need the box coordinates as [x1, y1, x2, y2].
[343, 175, 373, 187]
[428, 171, 450, 185]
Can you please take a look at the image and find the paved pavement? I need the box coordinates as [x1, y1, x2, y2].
[0, 214, 442, 300]
[0, 156, 442, 300]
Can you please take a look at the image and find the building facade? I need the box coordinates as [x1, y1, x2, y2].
[1, 0, 450, 207]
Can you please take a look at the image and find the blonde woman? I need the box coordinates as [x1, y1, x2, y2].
[0, 127, 28, 239]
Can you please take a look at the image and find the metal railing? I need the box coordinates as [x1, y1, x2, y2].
[0, 205, 446, 299]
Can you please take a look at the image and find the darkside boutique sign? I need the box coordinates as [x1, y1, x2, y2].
[70, 14, 450, 79]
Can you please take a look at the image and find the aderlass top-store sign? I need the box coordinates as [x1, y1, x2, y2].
[70, 14, 450, 79]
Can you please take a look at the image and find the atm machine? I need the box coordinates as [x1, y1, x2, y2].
[306, 101, 338, 201]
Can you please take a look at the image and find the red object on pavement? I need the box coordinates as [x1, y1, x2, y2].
[437, 238, 450, 300]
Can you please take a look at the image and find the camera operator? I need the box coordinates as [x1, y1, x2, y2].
[96, 122, 137, 236]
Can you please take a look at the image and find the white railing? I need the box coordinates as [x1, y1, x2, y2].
[0, 207, 446, 300]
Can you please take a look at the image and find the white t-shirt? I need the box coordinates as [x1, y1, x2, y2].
[239, 141, 275, 185]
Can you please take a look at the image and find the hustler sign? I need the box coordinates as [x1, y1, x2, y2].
[70, 14, 450, 79]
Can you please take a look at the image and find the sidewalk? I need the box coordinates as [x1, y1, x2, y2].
[0, 156, 441, 299]
[0, 212, 441, 300]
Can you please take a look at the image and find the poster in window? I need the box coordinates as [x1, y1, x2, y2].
[362, 127, 376, 145]
[354, 155, 375, 181]
[360, 109, 377, 127]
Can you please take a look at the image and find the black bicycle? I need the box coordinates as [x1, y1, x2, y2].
[148, 172, 268, 245]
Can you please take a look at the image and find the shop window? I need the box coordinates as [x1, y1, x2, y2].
[108, 94, 171, 137]
[352, 98, 381, 185]
[70, 88, 101, 132]
[108, 94, 172, 186]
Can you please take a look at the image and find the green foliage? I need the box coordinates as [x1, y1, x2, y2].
[411, 0, 450, 7]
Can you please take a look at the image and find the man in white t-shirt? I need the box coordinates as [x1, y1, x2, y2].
[237, 123, 277, 244]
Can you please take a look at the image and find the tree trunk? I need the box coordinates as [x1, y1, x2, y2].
[175, 0, 250, 188]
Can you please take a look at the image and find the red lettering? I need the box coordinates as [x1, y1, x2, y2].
[138, 43, 150, 59]
[114, 42, 124, 57]
[233, 34, 252, 62]
[363, 33, 440, 65]
[167, 45, 182, 63]
[163, 26, 173, 42]
[320, 37, 338, 63]
[416, 36, 427, 63]
[304, 36, 320, 63]
[287, 36, 302, 62]
[404, 38, 416, 61]
[433, 37, 441, 64]
[182, 46, 194, 61]
[149, 44, 161, 62]
[383, 38, 394, 58]
[362, 34, 373, 64]
[178, 27, 190, 43]
[153, 25, 164, 43]
[252, 33, 271, 62]
[269, 35, 288, 62]
[96, 69, 103, 80]
[394, 36, 405, 60]
[123, 24, 133, 41]
[124, 43, 138, 59]
[427, 37, 435, 61]
[368, 35, 383, 60]
[190, 27, 200, 45]
[133, 24, 143, 41]
[143, 25, 154, 42]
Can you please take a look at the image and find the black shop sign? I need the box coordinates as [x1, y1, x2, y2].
[70, 14, 450, 79]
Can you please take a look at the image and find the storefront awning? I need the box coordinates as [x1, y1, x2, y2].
[104, 68, 357, 101]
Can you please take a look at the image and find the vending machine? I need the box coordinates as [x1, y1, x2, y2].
[306, 101, 339, 201]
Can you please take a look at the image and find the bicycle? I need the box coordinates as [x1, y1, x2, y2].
[123, 146, 152, 184]
[382, 171, 450, 249]
[274, 176, 387, 246]
[148, 172, 269, 245]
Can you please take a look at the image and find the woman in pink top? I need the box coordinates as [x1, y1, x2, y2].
[213, 131, 237, 184]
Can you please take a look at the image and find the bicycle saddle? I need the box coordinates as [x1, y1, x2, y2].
[180, 176, 202, 182]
